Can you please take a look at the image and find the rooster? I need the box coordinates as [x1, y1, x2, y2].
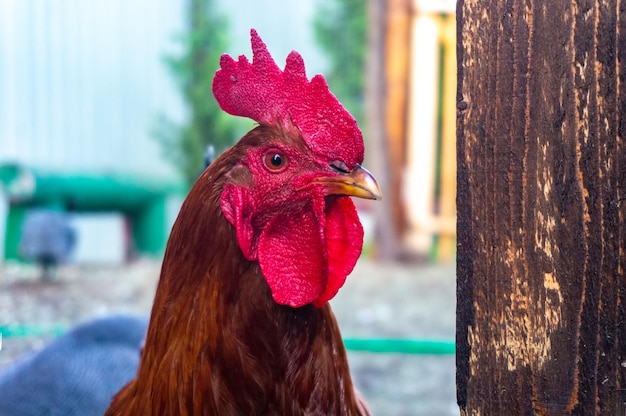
[106, 30, 380, 416]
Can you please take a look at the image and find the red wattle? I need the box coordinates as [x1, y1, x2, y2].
[312, 197, 363, 307]
[257, 210, 326, 307]
[222, 184, 364, 308]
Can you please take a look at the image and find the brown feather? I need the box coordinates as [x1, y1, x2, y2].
[106, 126, 367, 416]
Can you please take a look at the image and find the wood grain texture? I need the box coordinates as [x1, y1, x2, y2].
[456, 1, 626, 414]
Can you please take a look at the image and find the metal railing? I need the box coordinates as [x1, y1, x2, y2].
[0, 324, 455, 355]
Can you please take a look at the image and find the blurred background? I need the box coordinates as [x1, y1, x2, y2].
[0, 0, 457, 414]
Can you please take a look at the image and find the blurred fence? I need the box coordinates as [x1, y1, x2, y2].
[403, 8, 456, 262]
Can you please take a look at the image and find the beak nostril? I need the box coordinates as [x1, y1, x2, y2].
[311, 163, 381, 200]
[329, 160, 350, 173]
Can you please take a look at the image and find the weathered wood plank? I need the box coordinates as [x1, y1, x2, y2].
[457, 0, 626, 414]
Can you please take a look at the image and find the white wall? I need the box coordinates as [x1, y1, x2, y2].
[0, 0, 186, 177]
[69, 213, 127, 264]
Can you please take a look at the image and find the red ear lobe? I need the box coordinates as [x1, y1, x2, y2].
[220, 185, 257, 260]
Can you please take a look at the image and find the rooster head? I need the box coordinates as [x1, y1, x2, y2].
[213, 30, 381, 308]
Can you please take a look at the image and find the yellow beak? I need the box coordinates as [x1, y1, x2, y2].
[314, 164, 382, 200]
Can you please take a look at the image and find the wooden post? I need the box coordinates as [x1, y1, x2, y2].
[366, 0, 411, 260]
[456, 1, 626, 415]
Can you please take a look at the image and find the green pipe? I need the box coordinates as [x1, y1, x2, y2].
[0, 324, 455, 355]
[343, 338, 455, 355]
[0, 164, 185, 211]
[0, 324, 66, 338]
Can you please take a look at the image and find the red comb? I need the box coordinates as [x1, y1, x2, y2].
[212, 29, 364, 167]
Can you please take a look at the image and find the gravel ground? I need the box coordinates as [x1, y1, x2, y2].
[0, 258, 457, 416]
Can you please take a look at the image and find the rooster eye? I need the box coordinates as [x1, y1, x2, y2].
[264, 152, 288, 171]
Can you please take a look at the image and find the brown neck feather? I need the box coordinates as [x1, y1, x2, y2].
[106, 140, 362, 416]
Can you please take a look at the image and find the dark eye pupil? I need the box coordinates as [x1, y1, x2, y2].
[270, 154, 282, 167]
[264, 152, 287, 171]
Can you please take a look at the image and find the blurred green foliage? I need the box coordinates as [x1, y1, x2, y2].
[314, 0, 367, 127]
[154, 0, 237, 185]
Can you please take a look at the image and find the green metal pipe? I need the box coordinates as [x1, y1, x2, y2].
[343, 338, 455, 355]
[0, 324, 455, 355]
[0, 324, 66, 338]
[0, 164, 185, 211]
